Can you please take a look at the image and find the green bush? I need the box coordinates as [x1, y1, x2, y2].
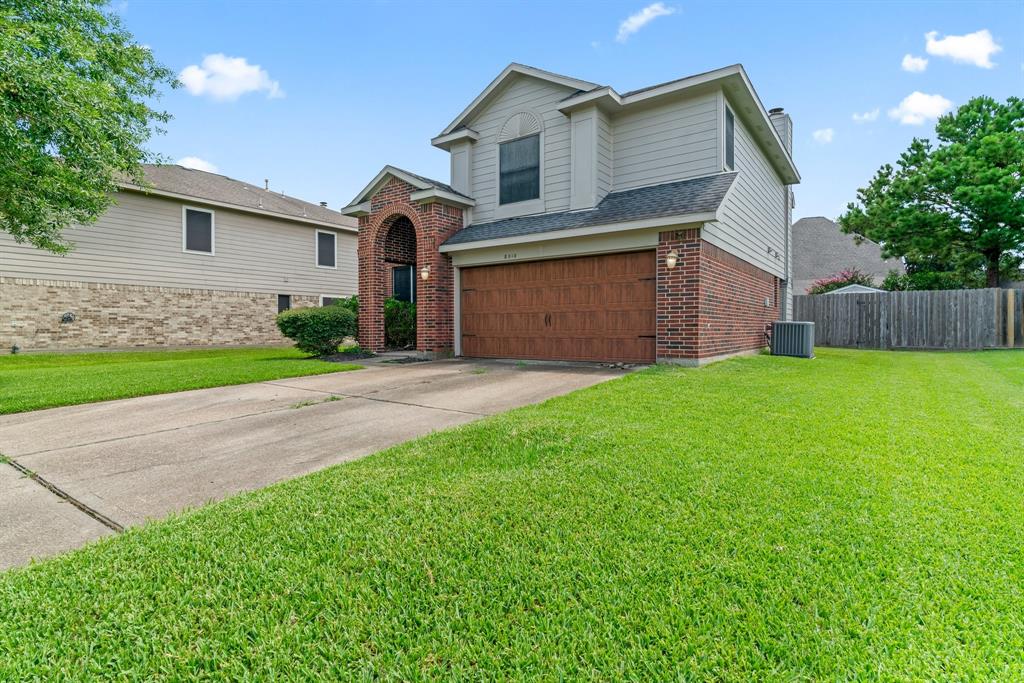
[276, 305, 357, 356]
[384, 297, 416, 349]
[807, 268, 876, 295]
[328, 295, 359, 334]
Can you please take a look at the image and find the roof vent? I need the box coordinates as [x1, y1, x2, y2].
[768, 107, 784, 116]
[319, 201, 328, 208]
[264, 178, 269, 191]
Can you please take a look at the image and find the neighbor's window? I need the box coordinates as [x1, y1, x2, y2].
[392, 265, 415, 303]
[725, 108, 735, 171]
[316, 230, 336, 268]
[499, 134, 540, 205]
[321, 296, 340, 307]
[278, 294, 291, 313]
[182, 207, 214, 254]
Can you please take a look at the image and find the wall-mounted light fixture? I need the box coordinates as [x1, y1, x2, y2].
[665, 250, 679, 269]
[420, 264, 431, 281]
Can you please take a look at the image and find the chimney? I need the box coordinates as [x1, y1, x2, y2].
[768, 107, 793, 155]
[319, 201, 327, 208]
[264, 178, 269, 191]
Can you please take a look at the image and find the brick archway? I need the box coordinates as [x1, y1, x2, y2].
[356, 177, 463, 355]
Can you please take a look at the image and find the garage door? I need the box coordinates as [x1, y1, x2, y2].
[460, 251, 656, 363]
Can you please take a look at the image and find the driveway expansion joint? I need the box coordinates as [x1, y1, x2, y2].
[3, 458, 124, 533]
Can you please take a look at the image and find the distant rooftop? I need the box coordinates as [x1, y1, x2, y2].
[123, 165, 357, 230]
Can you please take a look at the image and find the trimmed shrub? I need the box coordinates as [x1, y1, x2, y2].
[807, 268, 876, 295]
[276, 305, 357, 356]
[384, 298, 416, 349]
[328, 295, 359, 334]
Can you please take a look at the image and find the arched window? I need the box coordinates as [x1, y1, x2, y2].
[498, 112, 543, 205]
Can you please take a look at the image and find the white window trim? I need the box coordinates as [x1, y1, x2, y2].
[494, 131, 545, 220]
[315, 229, 337, 269]
[724, 103, 736, 172]
[181, 205, 215, 256]
[319, 294, 343, 306]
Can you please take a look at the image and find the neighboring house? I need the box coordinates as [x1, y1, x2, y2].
[792, 216, 904, 294]
[0, 165, 358, 351]
[342, 63, 799, 365]
[824, 284, 885, 294]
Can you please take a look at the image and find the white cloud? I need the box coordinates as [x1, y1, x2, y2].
[177, 156, 218, 173]
[852, 108, 880, 123]
[616, 3, 676, 43]
[178, 54, 284, 101]
[812, 128, 834, 144]
[901, 54, 928, 72]
[925, 29, 1002, 68]
[888, 92, 953, 125]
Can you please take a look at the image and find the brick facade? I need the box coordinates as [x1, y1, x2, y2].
[656, 230, 779, 364]
[0, 276, 318, 352]
[357, 177, 463, 354]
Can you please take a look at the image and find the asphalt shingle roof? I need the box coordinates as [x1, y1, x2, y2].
[792, 216, 905, 293]
[128, 165, 357, 229]
[443, 172, 736, 247]
[390, 166, 471, 200]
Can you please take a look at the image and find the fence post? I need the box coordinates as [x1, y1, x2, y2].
[1008, 289, 1016, 348]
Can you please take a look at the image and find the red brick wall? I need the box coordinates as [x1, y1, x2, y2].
[383, 216, 416, 265]
[357, 177, 463, 354]
[657, 229, 778, 362]
[656, 229, 702, 359]
[697, 242, 778, 358]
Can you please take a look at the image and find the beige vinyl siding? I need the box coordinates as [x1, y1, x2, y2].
[596, 108, 613, 202]
[611, 91, 720, 191]
[0, 191, 357, 296]
[702, 108, 788, 279]
[466, 75, 578, 222]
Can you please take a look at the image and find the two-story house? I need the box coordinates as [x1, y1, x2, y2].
[342, 63, 799, 365]
[0, 165, 358, 352]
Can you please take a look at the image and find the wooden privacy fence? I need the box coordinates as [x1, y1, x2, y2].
[793, 288, 1022, 350]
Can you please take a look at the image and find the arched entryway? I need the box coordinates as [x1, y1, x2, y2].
[381, 215, 417, 348]
[353, 175, 465, 356]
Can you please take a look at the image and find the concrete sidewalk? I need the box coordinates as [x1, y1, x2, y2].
[0, 358, 627, 570]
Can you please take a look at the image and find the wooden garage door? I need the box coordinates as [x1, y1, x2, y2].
[460, 251, 656, 363]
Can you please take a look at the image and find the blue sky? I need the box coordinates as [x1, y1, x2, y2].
[116, 0, 1023, 221]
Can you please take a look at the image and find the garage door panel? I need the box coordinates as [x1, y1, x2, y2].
[461, 251, 656, 363]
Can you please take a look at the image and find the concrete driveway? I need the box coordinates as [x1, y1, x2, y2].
[0, 358, 627, 570]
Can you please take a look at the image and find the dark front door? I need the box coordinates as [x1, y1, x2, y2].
[460, 251, 656, 363]
[392, 265, 416, 303]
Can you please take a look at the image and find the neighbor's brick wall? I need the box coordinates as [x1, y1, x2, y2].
[357, 177, 463, 354]
[0, 276, 318, 352]
[656, 230, 779, 362]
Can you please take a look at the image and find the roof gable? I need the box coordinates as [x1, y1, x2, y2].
[437, 63, 598, 138]
[341, 165, 474, 217]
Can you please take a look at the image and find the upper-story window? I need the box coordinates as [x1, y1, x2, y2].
[182, 206, 214, 255]
[316, 230, 336, 268]
[499, 134, 540, 205]
[725, 107, 735, 171]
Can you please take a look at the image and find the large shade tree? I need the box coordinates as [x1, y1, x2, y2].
[0, 0, 175, 253]
[840, 96, 1024, 288]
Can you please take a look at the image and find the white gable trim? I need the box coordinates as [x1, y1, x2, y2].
[437, 63, 598, 138]
[344, 165, 434, 208]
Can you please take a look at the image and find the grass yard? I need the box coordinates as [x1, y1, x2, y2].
[1, 348, 1022, 679]
[0, 347, 360, 414]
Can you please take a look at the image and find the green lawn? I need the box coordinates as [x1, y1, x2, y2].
[0, 347, 360, 414]
[1, 349, 1022, 679]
